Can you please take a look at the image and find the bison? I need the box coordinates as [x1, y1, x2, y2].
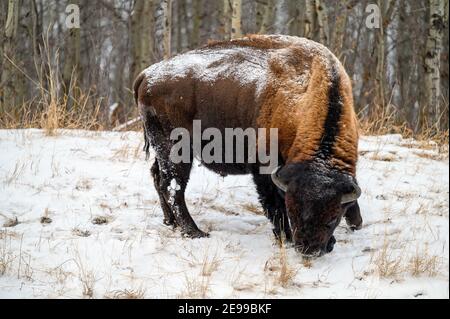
[134, 35, 362, 256]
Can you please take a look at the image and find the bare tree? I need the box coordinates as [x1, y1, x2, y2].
[259, 0, 275, 34]
[222, 0, 232, 40]
[163, 0, 172, 60]
[304, 0, 316, 40]
[231, 0, 242, 39]
[423, 0, 446, 130]
[315, 0, 329, 45]
[1, 0, 21, 114]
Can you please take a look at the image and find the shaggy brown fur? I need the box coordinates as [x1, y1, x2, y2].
[134, 34, 362, 253]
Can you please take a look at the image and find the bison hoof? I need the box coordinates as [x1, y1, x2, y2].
[163, 218, 177, 227]
[182, 229, 209, 239]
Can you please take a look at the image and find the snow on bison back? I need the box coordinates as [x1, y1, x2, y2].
[134, 34, 362, 257]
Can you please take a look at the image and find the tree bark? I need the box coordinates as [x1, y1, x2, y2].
[259, 0, 275, 34]
[315, 0, 329, 45]
[222, 0, 232, 39]
[274, 0, 289, 34]
[190, 0, 202, 47]
[423, 0, 446, 131]
[1, 0, 21, 114]
[162, 0, 172, 60]
[130, 0, 154, 84]
[231, 0, 242, 39]
[63, 0, 81, 98]
[304, 0, 316, 40]
[332, 0, 350, 56]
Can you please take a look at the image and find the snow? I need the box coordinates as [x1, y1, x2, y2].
[0, 129, 448, 299]
[141, 35, 337, 99]
[143, 47, 270, 97]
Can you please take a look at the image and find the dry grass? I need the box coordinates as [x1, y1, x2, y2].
[4, 161, 26, 185]
[241, 203, 264, 215]
[409, 245, 442, 277]
[278, 242, 296, 288]
[201, 251, 220, 277]
[367, 152, 398, 162]
[413, 151, 447, 161]
[264, 240, 297, 288]
[73, 249, 97, 298]
[0, 230, 15, 276]
[370, 236, 443, 279]
[91, 216, 111, 225]
[371, 239, 405, 278]
[72, 228, 92, 238]
[0, 34, 105, 133]
[179, 273, 211, 299]
[105, 288, 146, 299]
[2, 217, 19, 228]
[358, 105, 449, 151]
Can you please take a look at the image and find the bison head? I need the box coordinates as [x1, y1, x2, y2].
[271, 162, 361, 256]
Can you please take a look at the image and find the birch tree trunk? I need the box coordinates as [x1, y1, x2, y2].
[162, 0, 172, 60]
[375, 0, 396, 110]
[222, 0, 232, 39]
[315, 0, 329, 45]
[332, 0, 350, 56]
[304, 0, 316, 40]
[259, 0, 275, 34]
[63, 0, 81, 98]
[130, 0, 154, 84]
[231, 0, 242, 39]
[1, 0, 20, 114]
[190, 0, 202, 48]
[274, 0, 289, 34]
[423, 0, 446, 130]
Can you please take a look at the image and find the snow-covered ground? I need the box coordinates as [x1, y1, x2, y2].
[0, 129, 448, 299]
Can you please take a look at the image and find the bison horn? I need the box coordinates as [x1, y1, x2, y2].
[341, 182, 362, 204]
[271, 166, 288, 192]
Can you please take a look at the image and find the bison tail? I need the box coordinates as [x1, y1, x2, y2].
[133, 71, 146, 105]
[133, 71, 150, 160]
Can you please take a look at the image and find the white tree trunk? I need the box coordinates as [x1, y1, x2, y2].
[424, 0, 445, 129]
[163, 0, 172, 60]
[304, 0, 316, 40]
[274, 0, 289, 34]
[1, 0, 20, 113]
[231, 0, 242, 39]
[259, 0, 275, 34]
[315, 0, 329, 45]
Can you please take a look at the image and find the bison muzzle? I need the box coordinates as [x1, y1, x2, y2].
[134, 35, 363, 256]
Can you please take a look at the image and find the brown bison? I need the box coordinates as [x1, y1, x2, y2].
[134, 35, 362, 256]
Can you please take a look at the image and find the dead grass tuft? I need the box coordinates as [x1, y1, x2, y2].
[72, 228, 91, 238]
[0, 230, 15, 276]
[105, 288, 146, 299]
[91, 216, 111, 225]
[241, 203, 264, 215]
[371, 239, 405, 278]
[358, 105, 449, 152]
[179, 274, 211, 299]
[264, 240, 297, 288]
[3, 217, 19, 228]
[409, 245, 442, 277]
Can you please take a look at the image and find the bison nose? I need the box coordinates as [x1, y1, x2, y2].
[325, 236, 336, 253]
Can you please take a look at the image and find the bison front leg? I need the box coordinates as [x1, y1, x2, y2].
[156, 159, 209, 239]
[344, 201, 363, 231]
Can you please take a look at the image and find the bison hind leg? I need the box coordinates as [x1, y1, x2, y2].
[151, 160, 176, 227]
